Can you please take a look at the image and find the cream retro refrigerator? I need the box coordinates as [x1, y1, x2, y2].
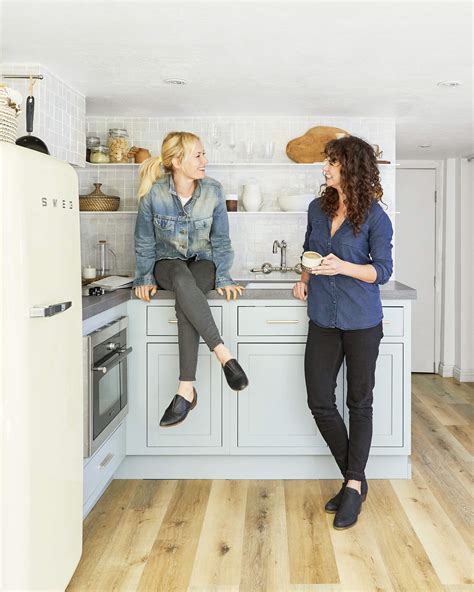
[0, 143, 83, 591]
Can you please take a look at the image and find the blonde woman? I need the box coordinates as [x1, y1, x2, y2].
[134, 131, 248, 427]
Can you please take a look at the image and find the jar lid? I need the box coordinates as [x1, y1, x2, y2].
[91, 145, 109, 154]
[108, 128, 128, 135]
[86, 135, 100, 147]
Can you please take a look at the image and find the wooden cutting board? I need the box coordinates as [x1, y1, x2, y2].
[286, 126, 350, 163]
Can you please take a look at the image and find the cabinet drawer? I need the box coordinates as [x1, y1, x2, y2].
[382, 307, 404, 336]
[147, 305, 222, 336]
[83, 422, 125, 505]
[238, 306, 308, 336]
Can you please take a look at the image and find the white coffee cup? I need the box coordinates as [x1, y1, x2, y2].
[301, 251, 324, 272]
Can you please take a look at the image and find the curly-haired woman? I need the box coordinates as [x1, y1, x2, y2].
[134, 131, 248, 428]
[293, 135, 393, 529]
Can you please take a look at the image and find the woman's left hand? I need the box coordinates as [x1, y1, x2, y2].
[311, 253, 347, 276]
[216, 284, 245, 301]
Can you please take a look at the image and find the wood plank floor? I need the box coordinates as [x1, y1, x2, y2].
[67, 375, 474, 592]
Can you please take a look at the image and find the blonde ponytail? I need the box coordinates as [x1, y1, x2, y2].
[137, 156, 163, 199]
[137, 131, 201, 199]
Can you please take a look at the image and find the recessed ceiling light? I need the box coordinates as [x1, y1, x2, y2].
[164, 78, 187, 86]
[437, 80, 462, 88]
[418, 144, 432, 148]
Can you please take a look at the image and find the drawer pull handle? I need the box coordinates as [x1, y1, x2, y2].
[98, 453, 114, 469]
[382, 321, 391, 325]
[168, 319, 178, 324]
[266, 320, 300, 324]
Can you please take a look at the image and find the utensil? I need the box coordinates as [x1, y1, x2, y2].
[15, 78, 49, 155]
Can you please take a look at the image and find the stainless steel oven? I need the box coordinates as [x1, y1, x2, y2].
[83, 316, 132, 457]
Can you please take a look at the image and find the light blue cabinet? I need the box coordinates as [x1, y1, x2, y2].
[122, 298, 412, 478]
[236, 342, 343, 449]
[147, 343, 223, 448]
[365, 343, 404, 447]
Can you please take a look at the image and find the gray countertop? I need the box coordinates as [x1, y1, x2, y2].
[82, 280, 416, 321]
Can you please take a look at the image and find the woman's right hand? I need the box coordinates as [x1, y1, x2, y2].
[292, 280, 308, 301]
[134, 285, 158, 302]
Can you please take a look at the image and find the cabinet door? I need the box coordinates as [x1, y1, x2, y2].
[147, 343, 222, 447]
[372, 343, 404, 446]
[237, 343, 344, 449]
[344, 343, 403, 447]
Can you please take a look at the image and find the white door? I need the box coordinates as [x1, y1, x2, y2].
[396, 168, 436, 372]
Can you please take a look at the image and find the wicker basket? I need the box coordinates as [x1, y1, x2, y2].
[79, 183, 120, 211]
[0, 87, 21, 144]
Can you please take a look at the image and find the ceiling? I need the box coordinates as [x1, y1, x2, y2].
[1, 0, 472, 158]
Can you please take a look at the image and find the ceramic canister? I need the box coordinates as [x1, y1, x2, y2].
[241, 184, 262, 211]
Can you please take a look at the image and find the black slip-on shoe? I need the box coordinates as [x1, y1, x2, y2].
[159, 388, 197, 427]
[325, 480, 348, 514]
[223, 358, 249, 391]
[333, 486, 364, 530]
[325, 479, 368, 514]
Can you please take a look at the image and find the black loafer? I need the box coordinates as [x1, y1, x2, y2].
[223, 359, 249, 391]
[159, 388, 197, 427]
[325, 479, 368, 513]
[333, 486, 364, 530]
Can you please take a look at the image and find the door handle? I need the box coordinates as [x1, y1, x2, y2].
[93, 347, 133, 374]
[266, 319, 299, 324]
[30, 301, 72, 317]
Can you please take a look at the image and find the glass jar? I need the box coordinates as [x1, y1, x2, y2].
[90, 145, 110, 164]
[86, 135, 100, 162]
[107, 128, 130, 163]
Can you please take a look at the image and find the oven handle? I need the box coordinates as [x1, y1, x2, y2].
[93, 347, 133, 374]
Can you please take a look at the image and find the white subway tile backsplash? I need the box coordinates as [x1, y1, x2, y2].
[1, 62, 86, 166]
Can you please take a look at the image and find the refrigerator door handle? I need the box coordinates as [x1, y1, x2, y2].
[29, 301, 72, 318]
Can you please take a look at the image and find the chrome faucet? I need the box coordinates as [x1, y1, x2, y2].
[250, 240, 303, 275]
[273, 240, 288, 271]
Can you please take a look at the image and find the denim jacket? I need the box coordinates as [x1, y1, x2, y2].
[133, 174, 235, 288]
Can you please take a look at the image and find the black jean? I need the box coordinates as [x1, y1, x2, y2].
[304, 320, 383, 481]
[154, 258, 224, 381]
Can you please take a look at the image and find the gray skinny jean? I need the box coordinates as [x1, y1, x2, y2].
[153, 258, 223, 381]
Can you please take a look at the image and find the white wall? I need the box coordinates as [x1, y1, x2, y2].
[439, 158, 473, 382]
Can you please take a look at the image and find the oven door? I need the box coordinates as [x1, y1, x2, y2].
[92, 329, 131, 442]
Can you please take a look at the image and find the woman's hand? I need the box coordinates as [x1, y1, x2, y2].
[311, 253, 346, 276]
[216, 284, 245, 301]
[134, 285, 158, 302]
[292, 281, 308, 301]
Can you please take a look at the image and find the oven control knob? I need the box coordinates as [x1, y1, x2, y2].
[106, 342, 119, 351]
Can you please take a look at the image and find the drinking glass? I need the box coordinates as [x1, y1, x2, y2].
[264, 140, 275, 161]
[228, 123, 237, 163]
[208, 123, 222, 162]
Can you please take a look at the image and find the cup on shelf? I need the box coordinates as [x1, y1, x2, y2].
[242, 140, 254, 162]
[263, 140, 275, 161]
[225, 193, 239, 212]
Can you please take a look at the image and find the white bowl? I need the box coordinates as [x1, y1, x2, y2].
[277, 193, 314, 212]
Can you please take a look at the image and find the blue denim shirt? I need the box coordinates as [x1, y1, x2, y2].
[134, 174, 235, 288]
[303, 197, 393, 330]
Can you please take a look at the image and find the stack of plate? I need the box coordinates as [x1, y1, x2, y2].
[0, 87, 21, 144]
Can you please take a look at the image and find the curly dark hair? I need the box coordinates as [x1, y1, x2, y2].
[320, 136, 384, 235]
